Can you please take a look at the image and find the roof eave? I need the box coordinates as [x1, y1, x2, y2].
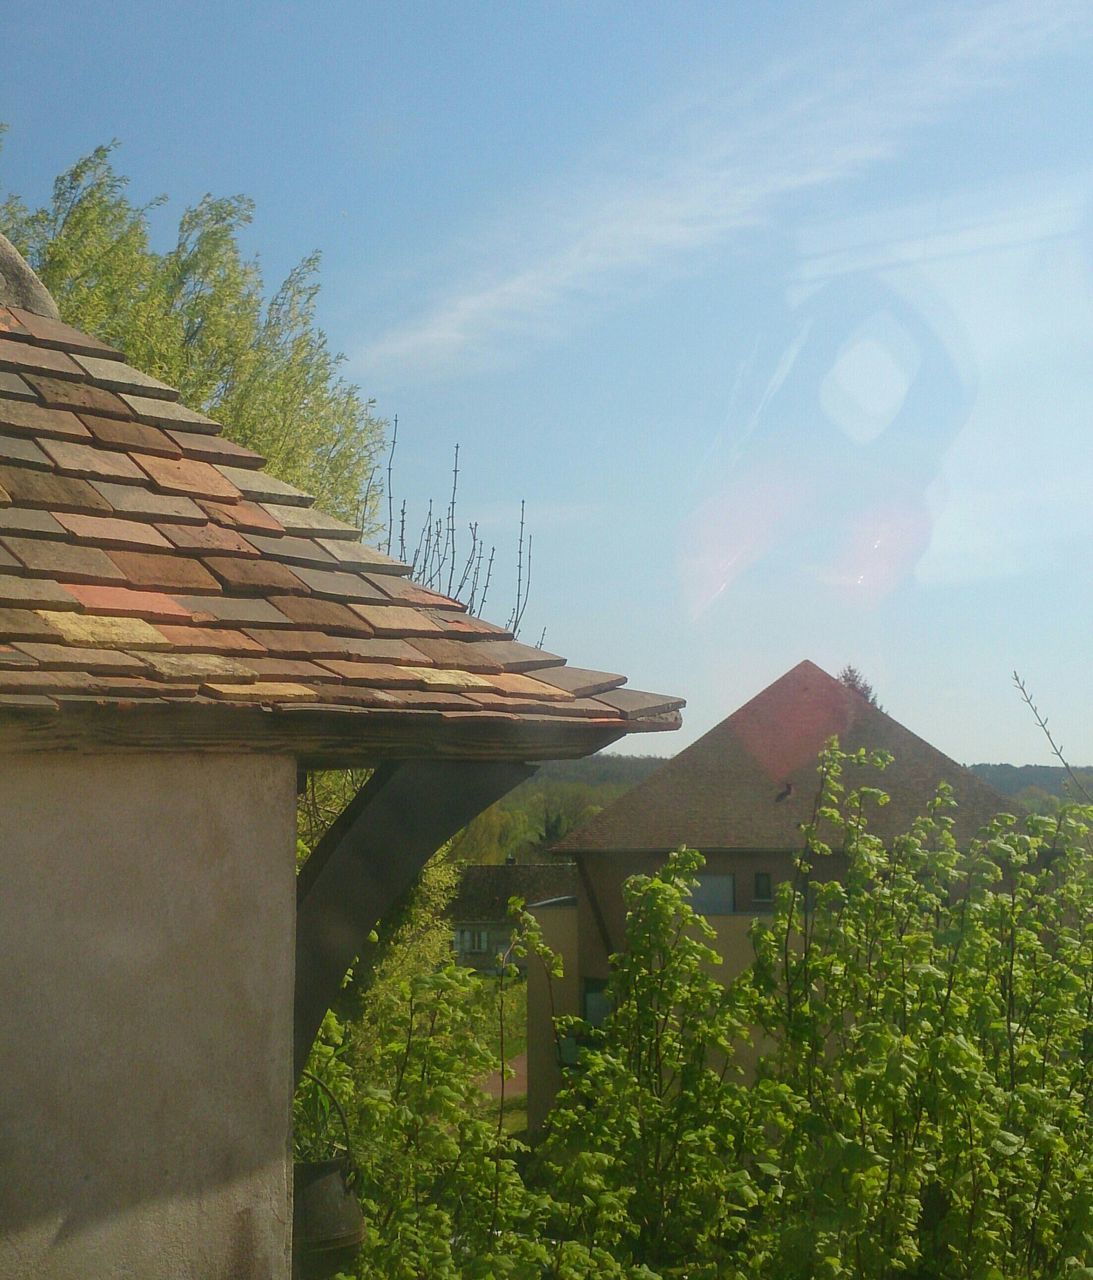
[0, 702, 681, 766]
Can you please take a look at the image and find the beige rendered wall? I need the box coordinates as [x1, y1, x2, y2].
[526, 901, 580, 1134]
[528, 850, 848, 1123]
[0, 751, 298, 1280]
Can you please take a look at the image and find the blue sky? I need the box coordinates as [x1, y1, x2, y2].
[3, 1, 1091, 764]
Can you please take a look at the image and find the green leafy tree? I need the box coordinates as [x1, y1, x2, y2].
[0, 135, 384, 525]
[541, 744, 1092, 1278]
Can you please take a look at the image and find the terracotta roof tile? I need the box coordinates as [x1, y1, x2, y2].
[315, 538, 411, 574]
[0, 644, 37, 668]
[0, 371, 37, 401]
[1, 536, 125, 583]
[151, 624, 264, 654]
[71, 354, 177, 399]
[487, 672, 575, 702]
[370, 575, 466, 609]
[240, 656, 330, 681]
[141, 652, 259, 683]
[0, 606, 62, 640]
[241, 628, 366, 658]
[261, 503, 359, 539]
[0, 309, 681, 754]
[42, 612, 171, 649]
[91, 482, 205, 523]
[532, 665, 626, 697]
[0, 399, 91, 441]
[0, 336, 84, 381]
[265, 594, 369, 632]
[200, 497, 284, 533]
[0, 434, 51, 469]
[215, 464, 314, 506]
[332, 637, 427, 665]
[13, 642, 149, 674]
[0, 467, 112, 513]
[404, 637, 504, 673]
[203, 680, 317, 703]
[54, 512, 173, 550]
[178, 595, 292, 627]
[0, 576, 78, 609]
[348, 603, 447, 636]
[39, 438, 147, 482]
[290, 564, 388, 602]
[134, 453, 243, 501]
[0, 508, 66, 537]
[108, 549, 221, 593]
[63, 584, 193, 622]
[26, 373, 131, 418]
[202, 554, 306, 596]
[6, 307, 122, 358]
[120, 393, 221, 433]
[78, 412, 183, 458]
[164, 429, 265, 468]
[243, 533, 337, 566]
[446, 638, 566, 673]
[427, 612, 512, 637]
[157, 521, 259, 557]
[0, 309, 31, 340]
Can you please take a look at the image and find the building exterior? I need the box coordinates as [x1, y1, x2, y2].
[450, 862, 576, 971]
[527, 660, 1009, 1129]
[0, 238, 682, 1280]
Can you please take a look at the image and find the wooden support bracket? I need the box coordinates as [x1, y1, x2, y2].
[293, 758, 534, 1080]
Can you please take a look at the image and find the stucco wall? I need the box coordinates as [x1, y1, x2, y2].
[526, 902, 580, 1133]
[0, 751, 298, 1280]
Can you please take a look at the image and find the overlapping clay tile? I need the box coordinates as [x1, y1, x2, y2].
[0, 310, 683, 742]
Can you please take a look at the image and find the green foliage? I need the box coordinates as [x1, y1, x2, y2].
[541, 743, 1093, 1278]
[537, 847, 759, 1273]
[0, 138, 384, 525]
[296, 743, 1091, 1277]
[450, 776, 640, 863]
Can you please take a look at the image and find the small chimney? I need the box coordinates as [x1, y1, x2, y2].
[0, 233, 61, 320]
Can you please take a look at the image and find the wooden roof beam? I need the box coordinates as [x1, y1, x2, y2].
[293, 758, 534, 1080]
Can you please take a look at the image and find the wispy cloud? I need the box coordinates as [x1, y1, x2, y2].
[357, 2, 1090, 378]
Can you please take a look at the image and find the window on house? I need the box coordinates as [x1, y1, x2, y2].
[754, 871, 773, 903]
[454, 927, 490, 954]
[582, 978, 611, 1029]
[691, 873, 735, 914]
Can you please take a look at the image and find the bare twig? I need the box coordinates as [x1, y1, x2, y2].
[446, 444, 459, 597]
[384, 414, 398, 556]
[1013, 671, 1092, 802]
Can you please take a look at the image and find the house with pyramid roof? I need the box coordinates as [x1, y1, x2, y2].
[525, 659, 1009, 1128]
[0, 236, 683, 1279]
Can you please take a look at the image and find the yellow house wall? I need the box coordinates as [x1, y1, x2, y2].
[0, 751, 298, 1280]
[526, 901, 580, 1134]
[527, 849, 850, 1127]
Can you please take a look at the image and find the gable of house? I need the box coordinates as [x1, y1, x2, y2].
[558, 660, 1009, 855]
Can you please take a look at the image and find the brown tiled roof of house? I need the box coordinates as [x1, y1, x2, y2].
[557, 660, 1008, 853]
[451, 862, 577, 923]
[0, 302, 683, 762]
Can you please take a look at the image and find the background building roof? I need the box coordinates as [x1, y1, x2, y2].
[558, 660, 1009, 853]
[0, 291, 682, 762]
[451, 862, 577, 922]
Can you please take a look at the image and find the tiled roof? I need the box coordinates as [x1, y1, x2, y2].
[0, 304, 683, 761]
[451, 862, 577, 922]
[557, 660, 1008, 853]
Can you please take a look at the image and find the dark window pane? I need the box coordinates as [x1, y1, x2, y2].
[692, 873, 735, 914]
[754, 871, 773, 901]
[583, 978, 611, 1028]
